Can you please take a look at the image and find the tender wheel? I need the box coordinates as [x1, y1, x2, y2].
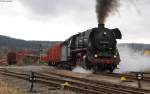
[58, 61, 71, 70]
[48, 61, 52, 66]
[85, 58, 92, 70]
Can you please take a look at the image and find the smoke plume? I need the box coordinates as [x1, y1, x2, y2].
[96, 0, 119, 24]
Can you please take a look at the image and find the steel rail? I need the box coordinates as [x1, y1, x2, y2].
[42, 71, 150, 94]
[1, 69, 150, 94]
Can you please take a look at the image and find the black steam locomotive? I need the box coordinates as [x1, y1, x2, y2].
[46, 24, 122, 73]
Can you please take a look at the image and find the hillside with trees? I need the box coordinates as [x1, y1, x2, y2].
[0, 35, 150, 52]
[0, 35, 61, 52]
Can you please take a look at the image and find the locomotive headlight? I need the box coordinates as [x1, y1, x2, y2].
[94, 54, 98, 58]
[104, 32, 107, 35]
[114, 55, 117, 58]
[83, 55, 86, 59]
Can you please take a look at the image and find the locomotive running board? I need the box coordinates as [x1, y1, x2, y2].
[71, 48, 87, 53]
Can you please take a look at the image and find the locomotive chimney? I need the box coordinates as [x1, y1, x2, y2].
[98, 24, 105, 30]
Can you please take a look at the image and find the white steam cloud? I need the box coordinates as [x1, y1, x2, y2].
[115, 46, 150, 73]
[72, 46, 150, 74]
[72, 66, 92, 74]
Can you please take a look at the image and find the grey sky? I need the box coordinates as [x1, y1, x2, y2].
[19, 0, 94, 16]
[18, 0, 96, 25]
[0, 0, 149, 43]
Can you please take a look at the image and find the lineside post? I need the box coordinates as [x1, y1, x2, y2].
[136, 72, 144, 88]
[29, 71, 36, 92]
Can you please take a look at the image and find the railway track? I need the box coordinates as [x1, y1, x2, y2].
[0, 68, 150, 94]
[94, 72, 150, 82]
[0, 69, 103, 94]
[39, 71, 150, 94]
[0, 58, 7, 63]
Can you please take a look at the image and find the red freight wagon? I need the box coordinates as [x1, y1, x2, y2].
[7, 52, 18, 65]
[47, 44, 61, 66]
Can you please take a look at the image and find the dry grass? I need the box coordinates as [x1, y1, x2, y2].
[0, 80, 24, 94]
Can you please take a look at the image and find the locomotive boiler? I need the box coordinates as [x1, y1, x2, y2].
[46, 24, 122, 73]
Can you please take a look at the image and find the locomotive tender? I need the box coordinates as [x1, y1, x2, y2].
[47, 24, 122, 73]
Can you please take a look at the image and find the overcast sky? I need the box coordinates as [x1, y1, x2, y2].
[0, 0, 150, 43]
